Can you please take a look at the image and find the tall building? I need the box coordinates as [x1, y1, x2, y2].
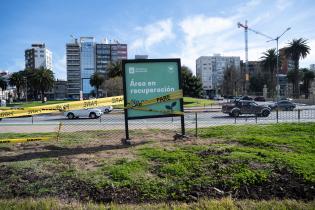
[310, 64, 315, 72]
[25, 43, 52, 70]
[80, 37, 96, 97]
[66, 39, 81, 99]
[66, 37, 127, 99]
[196, 54, 240, 97]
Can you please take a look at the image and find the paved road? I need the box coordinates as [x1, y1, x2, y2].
[1, 109, 314, 133]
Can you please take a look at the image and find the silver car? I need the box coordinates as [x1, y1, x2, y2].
[64, 108, 103, 119]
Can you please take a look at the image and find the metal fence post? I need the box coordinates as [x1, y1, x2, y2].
[255, 115, 257, 124]
[195, 112, 198, 137]
[32, 116, 34, 124]
[298, 109, 300, 122]
[234, 116, 237, 124]
[276, 109, 279, 123]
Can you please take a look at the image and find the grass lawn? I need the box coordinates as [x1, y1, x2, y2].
[6, 100, 75, 108]
[183, 97, 215, 107]
[0, 123, 314, 208]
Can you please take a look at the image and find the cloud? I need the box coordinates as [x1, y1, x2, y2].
[129, 18, 175, 52]
[300, 39, 315, 68]
[53, 55, 66, 80]
[276, 0, 292, 11]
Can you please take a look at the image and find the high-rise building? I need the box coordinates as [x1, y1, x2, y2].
[80, 37, 96, 97]
[310, 64, 315, 72]
[25, 43, 52, 70]
[66, 39, 81, 99]
[196, 54, 240, 97]
[66, 37, 127, 99]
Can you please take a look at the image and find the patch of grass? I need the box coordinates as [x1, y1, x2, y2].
[0, 123, 314, 203]
[0, 197, 314, 210]
[184, 97, 215, 107]
[105, 159, 148, 183]
[199, 123, 315, 182]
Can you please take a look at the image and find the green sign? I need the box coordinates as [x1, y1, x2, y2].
[123, 59, 182, 119]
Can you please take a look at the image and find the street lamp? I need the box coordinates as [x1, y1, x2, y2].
[266, 27, 291, 101]
[237, 21, 291, 100]
[23, 76, 28, 102]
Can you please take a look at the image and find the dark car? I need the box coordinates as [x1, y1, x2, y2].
[254, 96, 265, 102]
[269, 100, 296, 111]
[240, 96, 253, 101]
[222, 100, 271, 117]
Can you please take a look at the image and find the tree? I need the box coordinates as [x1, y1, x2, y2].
[260, 48, 277, 96]
[23, 68, 38, 100]
[301, 68, 315, 99]
[107, 61, 122, 78]
[249, 74, 265, 94]
[9, 71, 25, 100]
[102, 76, 123, 96]
[90, 72, 105, 98]
[181, 66, 203, 98]
[33, 68, 55, 102]
[221, 66, 240, 96]
[285, 38, 311, 98]
[0, 77, 8, 91]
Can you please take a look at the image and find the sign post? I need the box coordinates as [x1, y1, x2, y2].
[122, 59, 185, 140]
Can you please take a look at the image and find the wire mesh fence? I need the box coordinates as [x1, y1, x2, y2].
[1, 108, 315, 143]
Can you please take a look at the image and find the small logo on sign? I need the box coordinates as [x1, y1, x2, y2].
[129, 67, 135, 74]
[168, 65, 175, 73]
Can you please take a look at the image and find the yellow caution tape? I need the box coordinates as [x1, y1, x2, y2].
[0, 95, 124, 119]
[0, 90, 183, 119]
[126, 90, 183, 108]
[0, 137, 53, 144]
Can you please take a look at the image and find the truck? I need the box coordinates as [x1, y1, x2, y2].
[222, 100, 271, 117]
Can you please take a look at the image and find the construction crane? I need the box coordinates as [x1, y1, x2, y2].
[237, 21, 291, 99]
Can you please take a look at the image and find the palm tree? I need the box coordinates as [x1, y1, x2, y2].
[0, 78, 8, 100]
[34, 68, 55, 102]
[285, 38, 311, 98]
[90, 72, 105, 98]
[9, 71, 25, 100]
[107, 61, 122, 78]
[260, 48, 277, 97]
[23, 68, 38, 100]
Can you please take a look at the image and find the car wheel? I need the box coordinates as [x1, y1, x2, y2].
[228, 113, 233, 117]
[261, 109, 270, 117]
[67, 113, 75, 119]
[89, 112, 97, 119]
[231, 110, 240, 117]
[104, 109, 109, 113]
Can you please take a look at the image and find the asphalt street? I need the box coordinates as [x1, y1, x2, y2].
[1, 108, 314, 133]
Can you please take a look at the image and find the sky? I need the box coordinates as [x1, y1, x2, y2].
[0, 0, 314, 80]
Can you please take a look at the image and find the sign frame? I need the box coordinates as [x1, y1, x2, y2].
[122, 58, 185, 140]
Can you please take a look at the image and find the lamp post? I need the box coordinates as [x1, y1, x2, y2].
[23, 76, 28, 102]
[266, 27, 291, 101]
[237, 21, 291, 100]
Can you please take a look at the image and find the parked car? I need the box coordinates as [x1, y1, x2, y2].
[254, 96, 266, 102]
[222, 100, 271, 117]
[103, 105, 113, 113]
[269, 100, 296, 111]
[64, 108, 103, 119]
